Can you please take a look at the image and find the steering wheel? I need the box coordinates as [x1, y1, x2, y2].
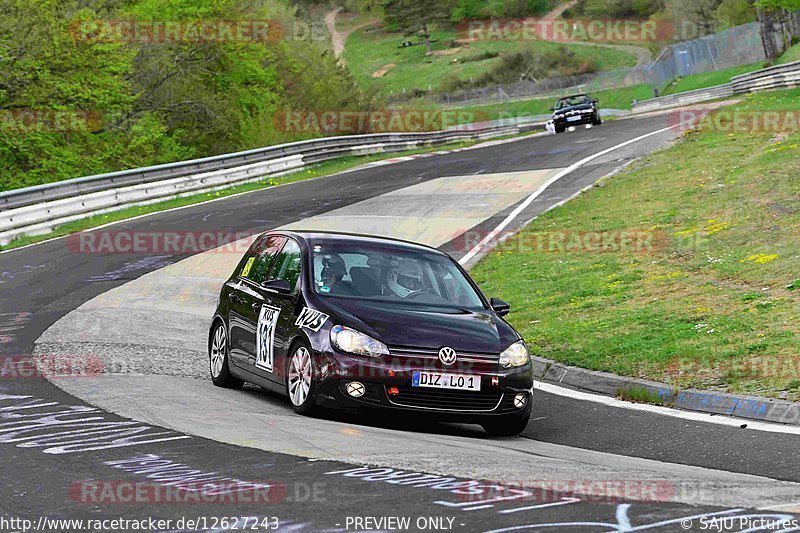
[406, 289, 432, 300]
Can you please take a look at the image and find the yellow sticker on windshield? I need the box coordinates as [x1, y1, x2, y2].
[241, 257, 255, 278]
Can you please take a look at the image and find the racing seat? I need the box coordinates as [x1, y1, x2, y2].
[350, 267, 382, 297]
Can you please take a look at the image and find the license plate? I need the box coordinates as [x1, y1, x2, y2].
[567, 116, 582, 122]
[412, 371, 481, 391]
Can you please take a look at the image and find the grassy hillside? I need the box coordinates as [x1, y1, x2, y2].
[472, 88, 800, 400]
[343, 26, 637, 95]
[777, 42, 800, 65]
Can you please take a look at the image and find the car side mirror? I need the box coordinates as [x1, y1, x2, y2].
[490, 297, 511, 317]
[261, 279, 292, 295]
[592, 99, 599, 104]
[549, 107, 555, 112]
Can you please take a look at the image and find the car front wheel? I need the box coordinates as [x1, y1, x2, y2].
[209, 321, 244, 389]
[481, 413, 531, 437]
[287, 341, 319, 415]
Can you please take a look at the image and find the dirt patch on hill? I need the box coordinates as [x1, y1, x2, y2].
[372, 63, 396, 78]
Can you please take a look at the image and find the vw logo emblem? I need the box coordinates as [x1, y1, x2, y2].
[438, 347, 457, 366]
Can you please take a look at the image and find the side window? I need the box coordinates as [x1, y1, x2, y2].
[269, 239, 302, 292]
[241, 236, 285, 285]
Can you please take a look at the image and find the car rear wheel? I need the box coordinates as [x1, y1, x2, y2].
[481, 413, 531, 437]
[287, 341, 319, 415]
[209, 321, 244, 389]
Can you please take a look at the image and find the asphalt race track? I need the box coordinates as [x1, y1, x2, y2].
[2, 111, 800, 532]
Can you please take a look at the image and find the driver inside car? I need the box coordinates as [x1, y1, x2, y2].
[320, 254, 356, 296]
[387, 260, 425, 298]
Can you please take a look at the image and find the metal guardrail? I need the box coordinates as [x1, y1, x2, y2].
[0, 122, 541, 245]
[730, 59, 800, 92]
[631, 84, 734, 113]
[631, 60, 800, 113]
[0, 130, 499, 211]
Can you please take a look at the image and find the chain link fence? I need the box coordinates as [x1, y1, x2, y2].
[429, 21, 777, 108]
[646, 22, 766, 94]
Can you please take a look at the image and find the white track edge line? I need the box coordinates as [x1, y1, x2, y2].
[458, 124, 678, 265]
[535, 381, 800, 435]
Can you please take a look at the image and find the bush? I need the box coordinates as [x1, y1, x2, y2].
[441, 46, 597, 91]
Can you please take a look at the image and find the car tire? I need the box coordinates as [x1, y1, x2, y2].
[554, 123, 565, 134]
[286, 340, 319, 416]
[209, 321, 244, 389]
[481, 414, 531, 437]
[593, 114, 602, 126]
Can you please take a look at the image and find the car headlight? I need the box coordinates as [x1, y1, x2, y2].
[499, 341, 530, 368]
[330, 325, 389, 357]
[554, 113, 565, 119]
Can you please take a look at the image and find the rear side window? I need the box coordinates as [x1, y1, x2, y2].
[270, 239, 302, 292]
[241, 236, 285, 284]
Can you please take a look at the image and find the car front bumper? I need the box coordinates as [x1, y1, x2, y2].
[313, 349, 533, 421]
[554, 114, 596, 127]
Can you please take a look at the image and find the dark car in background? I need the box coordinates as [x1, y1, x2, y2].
[208, 231, 533, 436]
[551, 93, 602, 133]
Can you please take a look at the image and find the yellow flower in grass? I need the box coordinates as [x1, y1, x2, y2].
[740, 254, 779, 264]
[704, 219, 729, 236]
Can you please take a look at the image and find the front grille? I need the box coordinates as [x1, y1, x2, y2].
[387, 345, 500, 373]
[387, 385, 503, 412]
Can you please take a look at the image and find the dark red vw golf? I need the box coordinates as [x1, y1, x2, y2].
[209, 231, 533, 436]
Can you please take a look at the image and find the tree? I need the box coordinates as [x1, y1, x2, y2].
[755, 0, 800, 60]
[383, 0, 455, 54]
[713, 0, 758, 28]
[671, 0, 724, 37]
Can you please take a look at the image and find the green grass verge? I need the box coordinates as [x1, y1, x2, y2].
[777, 42, 800, 65]
[616, 386, 666, 406]
[343, 26, 637, 95]
[471, 88, 800, 401]
[661, 63, 765, 96]
[0, 133, 533, 252]
[444, 84, 653, 121]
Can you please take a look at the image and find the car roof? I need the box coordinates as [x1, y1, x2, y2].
[558, 94, 589, 100]
[273, 230, 447, 255]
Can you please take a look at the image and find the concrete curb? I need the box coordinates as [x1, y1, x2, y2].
[532, 356, 800, 426]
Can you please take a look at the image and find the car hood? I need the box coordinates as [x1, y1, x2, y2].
[554, 103, 593, 115]
[315, 297, 517, 354]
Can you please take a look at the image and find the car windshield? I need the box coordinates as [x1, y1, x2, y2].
[556, 95, 591, 109]
[310, 242, 485, 310]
